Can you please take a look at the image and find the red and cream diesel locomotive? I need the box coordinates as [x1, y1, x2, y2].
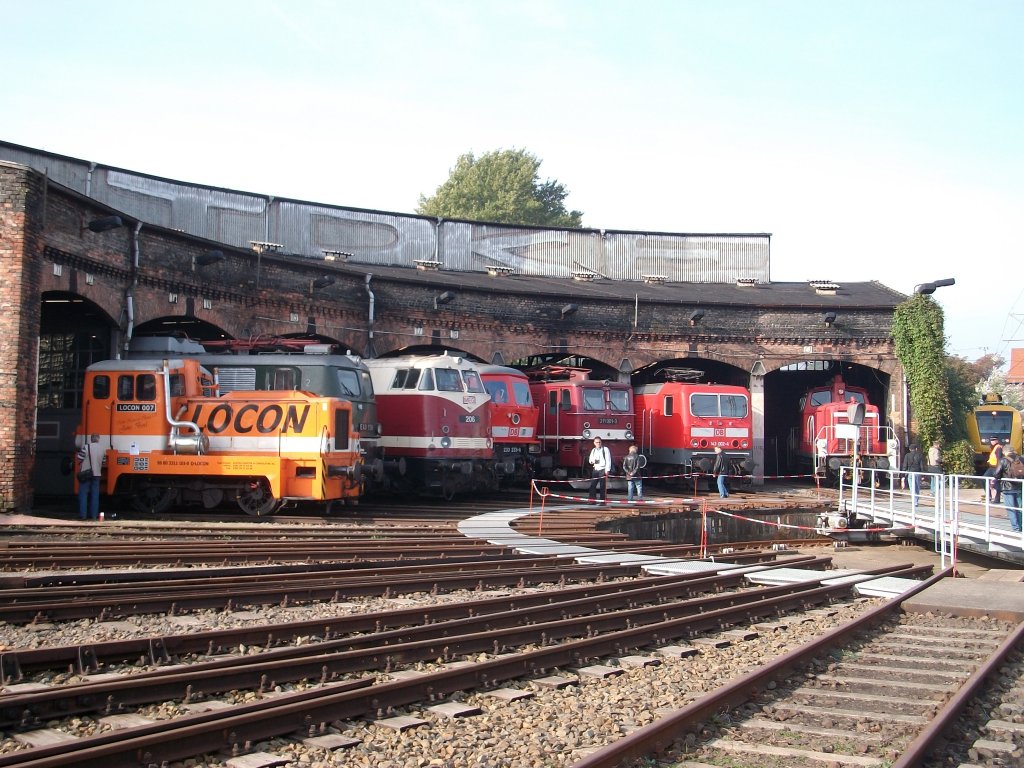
[634, 369, 754, 483]
[525, 366, 635, 479]
[363, 353, 495, 498]
[480, 364, 540, 483]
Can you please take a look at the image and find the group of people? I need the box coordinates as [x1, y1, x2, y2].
[904, 438, 1024, 533]
[985, 437, 1024, 533]
[586, 439, 732, 504]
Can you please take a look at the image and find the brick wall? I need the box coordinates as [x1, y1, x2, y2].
[0, 163, 43, 510]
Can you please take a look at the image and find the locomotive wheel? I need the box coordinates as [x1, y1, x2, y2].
[236, 480, 280, 516]
[131, 485, 176, 514]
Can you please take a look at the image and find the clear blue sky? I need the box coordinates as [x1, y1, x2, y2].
[4, 0, 1022, 361]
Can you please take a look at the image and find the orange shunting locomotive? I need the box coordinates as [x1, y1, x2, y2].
[78, 358, 363, 515]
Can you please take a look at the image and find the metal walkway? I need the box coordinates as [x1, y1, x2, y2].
[458, 505, 923, 599]
[837, 468, 1024, 567]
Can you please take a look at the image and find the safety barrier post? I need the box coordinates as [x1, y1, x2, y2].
[700, 500, 708, 559]
[537, 486, 548, 536]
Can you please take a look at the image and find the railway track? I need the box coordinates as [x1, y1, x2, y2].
[2, 496, 1015, 767]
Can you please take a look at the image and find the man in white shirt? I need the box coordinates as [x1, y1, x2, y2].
[587, 437, 612, 504]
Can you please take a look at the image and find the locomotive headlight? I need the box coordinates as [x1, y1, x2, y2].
[691, 439, 699, 447]
[741, 440, 749, 448]
[625, 430, 633, 440]
[582, 429, 592, 439]
[510, 413, 520, 425]
[626, 422, 632, 430]
[442, 425, 450, 434]
[441, 436, 452, 448]
[583, 421, 591, 429]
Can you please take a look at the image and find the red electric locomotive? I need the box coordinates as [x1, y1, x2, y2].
[480, 364, 540, 484]
[634, 368, 754, 484]
[790, 375, 899, 480]
[363, 353, 495, 498]
[525, 366, 635, 479]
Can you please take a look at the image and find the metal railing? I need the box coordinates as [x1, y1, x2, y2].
[838, 466, 1024, 571]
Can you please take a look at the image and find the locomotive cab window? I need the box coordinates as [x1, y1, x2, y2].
[609, 390, 630, 412]
[663, 396, 674, 417]
[561, 389, 572, 410]
[117, 375, 134, 400]
[721, 395, 748, 418]
[809, 390, 832, 407]
[391, 369, 411, 389]
[486, 382, 509, 403]
[137, 374, 157, 401]
[435, 368, 462, 392]
[402, 369, 422, 390]
[512, 381, 532, 406]
[336, 369, 360, 396]
[691, 394, 718, 417]
[582, 388, 605, 411]
[418, 369, 435, 390]
[91, 375, 111, 400]
[168, 374, 185, 397]
[463, 371, 485, 393]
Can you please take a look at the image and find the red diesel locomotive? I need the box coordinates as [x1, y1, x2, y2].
[790, 375, 899, 480]
[525, 366, 635, 479]
[480, 364, 540, 483]
[634, 369, 754, 483]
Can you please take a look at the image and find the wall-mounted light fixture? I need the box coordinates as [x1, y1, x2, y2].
[193, 250, 225, 269]
[434, 290, 457, 309]
[311, 275, 336, 291]
[561, 303, 579, 318]
[823, 311, 837, 327]
[689, 309, 705, 326]
[913, 277, 956, 295]
[85, 215, 124, 233]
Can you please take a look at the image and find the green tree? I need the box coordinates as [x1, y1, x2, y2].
[417, 149, 584, 228]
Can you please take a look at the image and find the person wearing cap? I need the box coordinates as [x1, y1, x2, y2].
[586, 437, 612, 504]
[999, 448, 1023, 532]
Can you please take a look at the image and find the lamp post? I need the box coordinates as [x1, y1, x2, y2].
[913, 277, 956, 295]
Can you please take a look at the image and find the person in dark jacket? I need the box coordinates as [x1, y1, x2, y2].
[712, 446, 729, 499]
[903, 444, 925, 507]
[622, 444, 644, 503]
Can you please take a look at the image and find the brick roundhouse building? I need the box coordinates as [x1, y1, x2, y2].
[0, 142, 912, 511]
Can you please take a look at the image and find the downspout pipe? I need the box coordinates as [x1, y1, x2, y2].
[123, 221, 142, 356]
[364, 273, 376, 358]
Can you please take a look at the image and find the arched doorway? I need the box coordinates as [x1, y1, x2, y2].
[36, 291, 119, 496]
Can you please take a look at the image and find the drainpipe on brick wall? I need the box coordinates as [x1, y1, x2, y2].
[122, 221, 142, 355]
[364, 274, 376, 358]
[85, 162, 96, 197]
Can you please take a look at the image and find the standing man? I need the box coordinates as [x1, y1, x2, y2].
[587, 437, 612, 504]
[985, 438, 1005, 503]
[622, 444, 644, 503]
[712, 446, 729, 499]
[1001, 448, 1024, 533]
[903, 444, 925, 507]
[76, 434, 104, 521]
[926, 440, 942, 488]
